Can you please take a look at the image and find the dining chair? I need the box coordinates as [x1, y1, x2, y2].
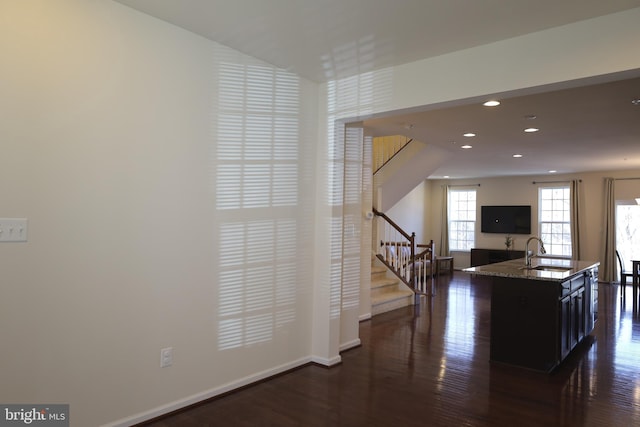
[616, 250, 634, 300]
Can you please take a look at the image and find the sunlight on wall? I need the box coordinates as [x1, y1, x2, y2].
[216, 63, 299, 210]
[213, 48, 306, 351]
[324, 69, 394, 321]
[341, 127, 364, 310]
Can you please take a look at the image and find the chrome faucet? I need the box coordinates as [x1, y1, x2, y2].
[525, 237, 547, 267]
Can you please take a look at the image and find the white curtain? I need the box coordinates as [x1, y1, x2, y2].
[570, 180, 581, 260]
[601, 178, 616, 282]
[439, 185, 449, 256]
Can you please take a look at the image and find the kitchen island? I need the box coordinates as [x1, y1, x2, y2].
[464, 257, 599, 372]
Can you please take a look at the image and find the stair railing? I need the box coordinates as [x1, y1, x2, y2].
[373, 136, 414, 175]
[372, 207, 436, 298]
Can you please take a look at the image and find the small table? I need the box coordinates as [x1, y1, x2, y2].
[436, 256, 454, 275]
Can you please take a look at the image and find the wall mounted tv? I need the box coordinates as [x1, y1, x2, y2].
[481, 205, 531, 234]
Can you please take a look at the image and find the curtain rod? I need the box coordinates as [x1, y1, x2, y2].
[532, 179, 581, 184]
[614, 177, 640, 181]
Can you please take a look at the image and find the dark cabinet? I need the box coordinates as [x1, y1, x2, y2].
[586, 268, 598, 330]
[491, 267, 597, 372]
[471, 248, 526, 267]
[559, 294, 572, 360]
[559, 285, 585, 361]
[491, 277, 560, 372]
[576, 287, 585, 342]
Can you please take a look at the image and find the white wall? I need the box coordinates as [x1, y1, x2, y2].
[0, 1, 318, 425]
[375, 141, 451, 212]
[387, 180, 429, 244]
[2, 1, 640, 425]
[382, 8, 640, 116]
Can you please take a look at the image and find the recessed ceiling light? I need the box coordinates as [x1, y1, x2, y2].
[549, 170, 557, 173]
[524, 128, 539, 133]
[483, 100, 500, 107]
[461, 145, 473, 149]
[513, 154, 523, 158]
[463, 133, 476, 137]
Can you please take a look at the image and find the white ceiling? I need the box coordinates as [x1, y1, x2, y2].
[365, 74, 640, 178]
[114, 0, 640, 178]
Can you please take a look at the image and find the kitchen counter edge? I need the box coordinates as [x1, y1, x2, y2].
[463, 257, 600, 282]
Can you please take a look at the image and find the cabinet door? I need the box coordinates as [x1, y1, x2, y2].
[560, 295, 572, 360]
[491, 278, 559, 371]
[575, 287, 585, 342]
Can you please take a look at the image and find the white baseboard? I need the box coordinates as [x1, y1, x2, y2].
[339, 338, 361, 352]
[310, 354, 342, 367]
[104, 356, 314, 427]
[359, 312, 372, 322]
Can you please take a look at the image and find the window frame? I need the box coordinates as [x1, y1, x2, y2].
[538, 185, 572, 257]
[448, 188, 477, 252]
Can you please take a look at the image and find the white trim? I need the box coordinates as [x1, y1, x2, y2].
[359, 312, 372, 322]
[339, 338, 361, 352]
[103, 356, 313, 427]
[310, 354, 342, 367]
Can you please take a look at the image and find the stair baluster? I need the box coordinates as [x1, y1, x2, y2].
[373, 208, 436, 302]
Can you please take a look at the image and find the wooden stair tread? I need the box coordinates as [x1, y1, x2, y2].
[371, 266, 387, 275]
[370, 261, 415, 316]
[371, 277, 399, 289]
[371, 289, 413, 305]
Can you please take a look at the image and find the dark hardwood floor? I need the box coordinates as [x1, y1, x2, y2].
[140, 272, 640, 427]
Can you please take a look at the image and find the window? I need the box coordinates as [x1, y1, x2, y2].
[539, 187, 571, 256]
[449, 189, 476, 251]
[616, 202, 640, 267]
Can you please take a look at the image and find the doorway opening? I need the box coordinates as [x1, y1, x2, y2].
[616, 201, 640, 274]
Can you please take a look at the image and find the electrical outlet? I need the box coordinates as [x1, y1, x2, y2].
[0, 218, 28, 242]
[160, 347, 173, 368]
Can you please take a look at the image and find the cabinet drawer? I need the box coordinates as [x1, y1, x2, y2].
[560, 273, 585, 297]
[560, 281, 571, 297]
[570, 274, 585, 292]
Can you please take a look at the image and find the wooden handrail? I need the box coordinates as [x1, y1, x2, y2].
[372, 207, 412, 241]
[415, 247, 433, 258]
[374, 207, 436, 299]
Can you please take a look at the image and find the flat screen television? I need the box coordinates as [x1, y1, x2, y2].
[481, 205, 531, 234]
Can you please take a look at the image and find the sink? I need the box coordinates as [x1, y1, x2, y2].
[519, 265, 572, 272]
[532, 265, 571, 272]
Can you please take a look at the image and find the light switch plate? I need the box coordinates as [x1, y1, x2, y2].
[0, 218, 28, 242]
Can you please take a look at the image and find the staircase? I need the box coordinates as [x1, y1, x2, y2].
[370, 260, 414, 316]
[368, 134, 442, 316]
[369, 208, 436, 316]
